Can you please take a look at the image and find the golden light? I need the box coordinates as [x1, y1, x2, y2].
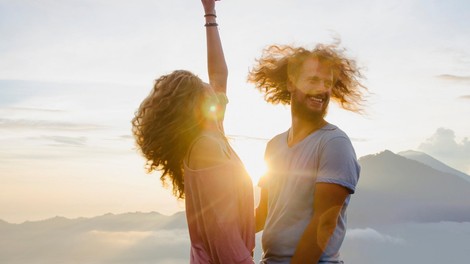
[228, 136, 268, 185]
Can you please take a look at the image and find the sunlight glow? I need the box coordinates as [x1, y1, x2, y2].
[244, 158, 267, 185]
[229, 137, 268, 185]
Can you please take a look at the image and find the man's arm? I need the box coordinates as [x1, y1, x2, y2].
[290, 183, 350, 264]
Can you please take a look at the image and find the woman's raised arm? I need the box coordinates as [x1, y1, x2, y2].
[201, 0, 228, 94]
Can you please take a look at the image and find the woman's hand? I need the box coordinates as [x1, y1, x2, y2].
[201, 0, 227, 95]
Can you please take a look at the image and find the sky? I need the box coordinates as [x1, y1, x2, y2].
[1, 0, 469, 223]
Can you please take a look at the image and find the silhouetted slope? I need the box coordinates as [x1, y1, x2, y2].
[398, 150, 470, 183]
[1, 150, 470, 263]
[348, 150, 470, 228]
[4, 211, 187, 232]
[0, 211, 190, 264]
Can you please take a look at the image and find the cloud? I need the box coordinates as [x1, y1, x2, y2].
[346, 228, 405, 245]
[85, 230, 153, 247]
[418, 127, 470, 173]
[436, 74, 470, 82]
[0, 118, 105, 131]
[0, 213, 191, 264]
[2, 212, 470, 264]
[342, 222, 470, 264]
[0, 107, 66, 113]
[85, 229, 189, 248]
[351, 137, 370, 142]
[39, 136, 87, 146]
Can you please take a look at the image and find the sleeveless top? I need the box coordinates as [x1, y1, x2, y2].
[183, 131, 255, 264]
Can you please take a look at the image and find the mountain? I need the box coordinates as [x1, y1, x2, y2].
[348, 150, 470, 228]
[2, 150, 469, 231]
[0, 211, 190, 264]
[2, 211, 187, 232]
[2, 151, 468, 230]
[398, 150, 470, 183]
[1, 150, 470, 263]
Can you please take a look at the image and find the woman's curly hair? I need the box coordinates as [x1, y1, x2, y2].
[132, 70, 206, 199]
[248, 43, 367, 113]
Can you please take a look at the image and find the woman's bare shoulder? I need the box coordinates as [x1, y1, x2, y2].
[187, 135, 229, 170]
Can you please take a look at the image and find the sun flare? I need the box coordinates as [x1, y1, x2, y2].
[229, 136, 268, 185]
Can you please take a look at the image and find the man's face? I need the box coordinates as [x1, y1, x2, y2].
[289, 57, 333, 119]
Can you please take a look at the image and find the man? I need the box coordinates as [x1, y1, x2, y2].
[248, 44, 367, 263]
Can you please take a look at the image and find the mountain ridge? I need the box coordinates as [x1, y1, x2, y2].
[0, 211, 186, 229]
[2, 150, 469, 227]
[398, 149, 470, 183]
[349, 149, 470, 227]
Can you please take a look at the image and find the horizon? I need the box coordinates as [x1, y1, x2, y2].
[1, 0, 470, 225]
[1, 147, 468, 224]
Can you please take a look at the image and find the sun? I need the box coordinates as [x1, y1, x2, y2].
[229, 136, 268, 185]
[241, 153, 267, 185]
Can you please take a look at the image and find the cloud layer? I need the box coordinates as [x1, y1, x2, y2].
[418, 127, 470, 174]
[1, 213, 469, 264]
[436, 74, 470, 82]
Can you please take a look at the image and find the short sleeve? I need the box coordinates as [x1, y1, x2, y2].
[316, 136, 360, 194]
[257, 139, 273, 189]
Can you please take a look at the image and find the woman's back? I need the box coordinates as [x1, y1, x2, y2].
[184, 131, 255, 264]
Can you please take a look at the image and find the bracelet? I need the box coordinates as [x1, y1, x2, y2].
[204, 22, 218, 27]
[204, 14, 217, 18]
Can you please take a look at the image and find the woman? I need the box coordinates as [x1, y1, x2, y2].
[131, 1, 255, 263]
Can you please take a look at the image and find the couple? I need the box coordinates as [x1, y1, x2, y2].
[132, 0, 366, 263]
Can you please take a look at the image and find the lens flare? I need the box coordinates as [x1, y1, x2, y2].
[202, 94, 226, 121]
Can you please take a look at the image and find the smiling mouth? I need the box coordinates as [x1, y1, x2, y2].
[308, 94, 327, 103]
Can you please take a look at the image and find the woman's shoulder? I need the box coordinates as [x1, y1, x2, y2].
[186, 132, 230, 170]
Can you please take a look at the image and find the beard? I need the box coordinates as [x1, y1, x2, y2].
[290, 89, 329, 122]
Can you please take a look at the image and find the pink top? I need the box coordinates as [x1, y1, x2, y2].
[184, 133, 255, 264]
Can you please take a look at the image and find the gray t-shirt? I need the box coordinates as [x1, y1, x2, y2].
[259, 123, 360, 264]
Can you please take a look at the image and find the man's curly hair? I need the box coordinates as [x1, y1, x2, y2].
[132, 70, 206, 199]
[248, 43, 367, 113]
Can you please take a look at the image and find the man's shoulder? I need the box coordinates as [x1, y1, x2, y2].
[265, 130, 288, 155]
[267, 130, 288, 144]
[321, 123, 350, 141]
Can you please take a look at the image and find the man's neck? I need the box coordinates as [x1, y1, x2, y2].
[288, 116, 327, 147]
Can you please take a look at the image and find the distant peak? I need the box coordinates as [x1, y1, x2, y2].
[398, 149, 442, 163]
[397, 149, 470, 181]
[358, 149, 398, 162]
[372, 149, 396, 157]
[398, 149, 425, 156]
